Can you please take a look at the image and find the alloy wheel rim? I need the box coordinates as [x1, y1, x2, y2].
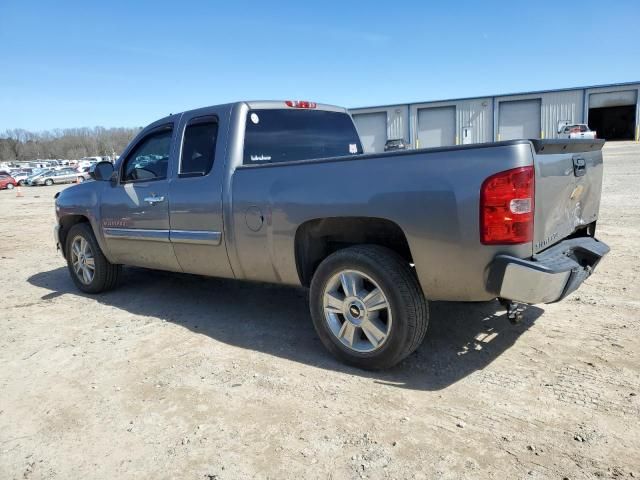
[71, 235, 95, 285]
[322, 269, 392, 353]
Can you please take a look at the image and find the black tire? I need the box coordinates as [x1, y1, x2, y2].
[18, 180, 25, 186]
[45, 179, 53, 186]
[65, 223, 121, 293]
[309, 245, 428, 370]
[77, 176, 85, 183]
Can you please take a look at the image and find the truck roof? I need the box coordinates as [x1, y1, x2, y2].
[154, 100, 349, 126]
[243, 100, 348, 113]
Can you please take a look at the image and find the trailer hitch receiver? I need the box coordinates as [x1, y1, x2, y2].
[499, 298, 524, 324]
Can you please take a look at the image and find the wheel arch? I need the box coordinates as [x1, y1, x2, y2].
[294, 216, 413, 287]
[58, 215, 92, 258]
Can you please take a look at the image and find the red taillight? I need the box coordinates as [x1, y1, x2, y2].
[285, 100, 317, 109]
[480, 166, 534, 245]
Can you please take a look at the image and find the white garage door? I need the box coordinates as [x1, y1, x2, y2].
[498, 99, 541, 140]
[417, 106, 456, 148]
[352, 112, 387, 153]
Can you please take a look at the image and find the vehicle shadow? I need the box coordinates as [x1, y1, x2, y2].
[28, 266, 543, 391]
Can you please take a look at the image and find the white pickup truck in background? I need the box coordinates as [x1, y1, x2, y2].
[558, 123, 597, 139]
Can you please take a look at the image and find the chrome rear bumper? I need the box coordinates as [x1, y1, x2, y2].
[488, 237, 610, 304]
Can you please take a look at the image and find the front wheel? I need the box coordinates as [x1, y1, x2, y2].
[309, 245, 429, 370]
[65, 223, 121, 293]
[44, 179, 53, 186]
[76, 176, 85, 183]
[6, 183, 14, 190]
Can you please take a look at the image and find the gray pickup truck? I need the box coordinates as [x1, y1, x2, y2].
[54, 100, 609, 369]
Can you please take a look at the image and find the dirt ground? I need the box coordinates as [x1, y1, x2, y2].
[1, 142, 639, 480]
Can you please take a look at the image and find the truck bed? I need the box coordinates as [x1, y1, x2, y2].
[228, 139, 603, 302]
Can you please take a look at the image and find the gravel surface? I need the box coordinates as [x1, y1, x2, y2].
[1, 142, 639, 479]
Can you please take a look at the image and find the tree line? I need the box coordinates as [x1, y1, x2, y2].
[0, 127, 142, 162]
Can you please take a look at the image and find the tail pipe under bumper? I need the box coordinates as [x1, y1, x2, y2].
[487, 237, 610, 304]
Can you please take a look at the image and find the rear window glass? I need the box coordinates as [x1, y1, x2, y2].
[243, 109, 363, 164]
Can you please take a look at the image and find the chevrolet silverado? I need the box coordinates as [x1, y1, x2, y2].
[53, 100, 609, 369]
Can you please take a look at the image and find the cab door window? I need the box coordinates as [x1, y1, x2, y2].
[179, 117, 218, 177]
[121, 127, 173, 182]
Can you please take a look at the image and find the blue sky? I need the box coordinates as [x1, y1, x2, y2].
[1, 0, 638, 130]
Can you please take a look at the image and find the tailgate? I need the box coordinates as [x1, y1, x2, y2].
[530, 139, 605, 253]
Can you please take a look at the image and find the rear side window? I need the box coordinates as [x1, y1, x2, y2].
[180, 117, 218, 177]
[243, 109, 363, 164]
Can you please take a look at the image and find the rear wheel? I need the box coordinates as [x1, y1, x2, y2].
[65, 223, 121, 293]
[309, 245, 428, 370]
[44, 179, 53, 186]
[6, 183, 14, 190]
[76, 176, 85, 183]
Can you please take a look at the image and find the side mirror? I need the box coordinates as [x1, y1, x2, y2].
[90, 161, 114, 181]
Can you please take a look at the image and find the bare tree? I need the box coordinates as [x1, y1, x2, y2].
[0, 126, 142, 162]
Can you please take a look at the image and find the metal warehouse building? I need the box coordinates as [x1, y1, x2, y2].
[349, 81, 640, 153]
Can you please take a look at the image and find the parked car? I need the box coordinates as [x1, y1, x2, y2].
[384, 138, 409, 151]
[0, 174, 18, 190]
[26, 169, 54, 185]
[75, 166, 92, 183]
[77, 159, 100, 169]
[12, 170, 33, 186]
[53, 100, 609, 369]
[558, 123, 597, 139]
[32, 168, 84, 186]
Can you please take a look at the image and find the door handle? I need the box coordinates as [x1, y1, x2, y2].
[144, 195, 165, 205]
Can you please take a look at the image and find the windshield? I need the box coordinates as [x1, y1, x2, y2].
[243, 109, 363, 164]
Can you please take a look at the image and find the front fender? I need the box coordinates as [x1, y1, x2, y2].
[55, 182, 113, 262]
